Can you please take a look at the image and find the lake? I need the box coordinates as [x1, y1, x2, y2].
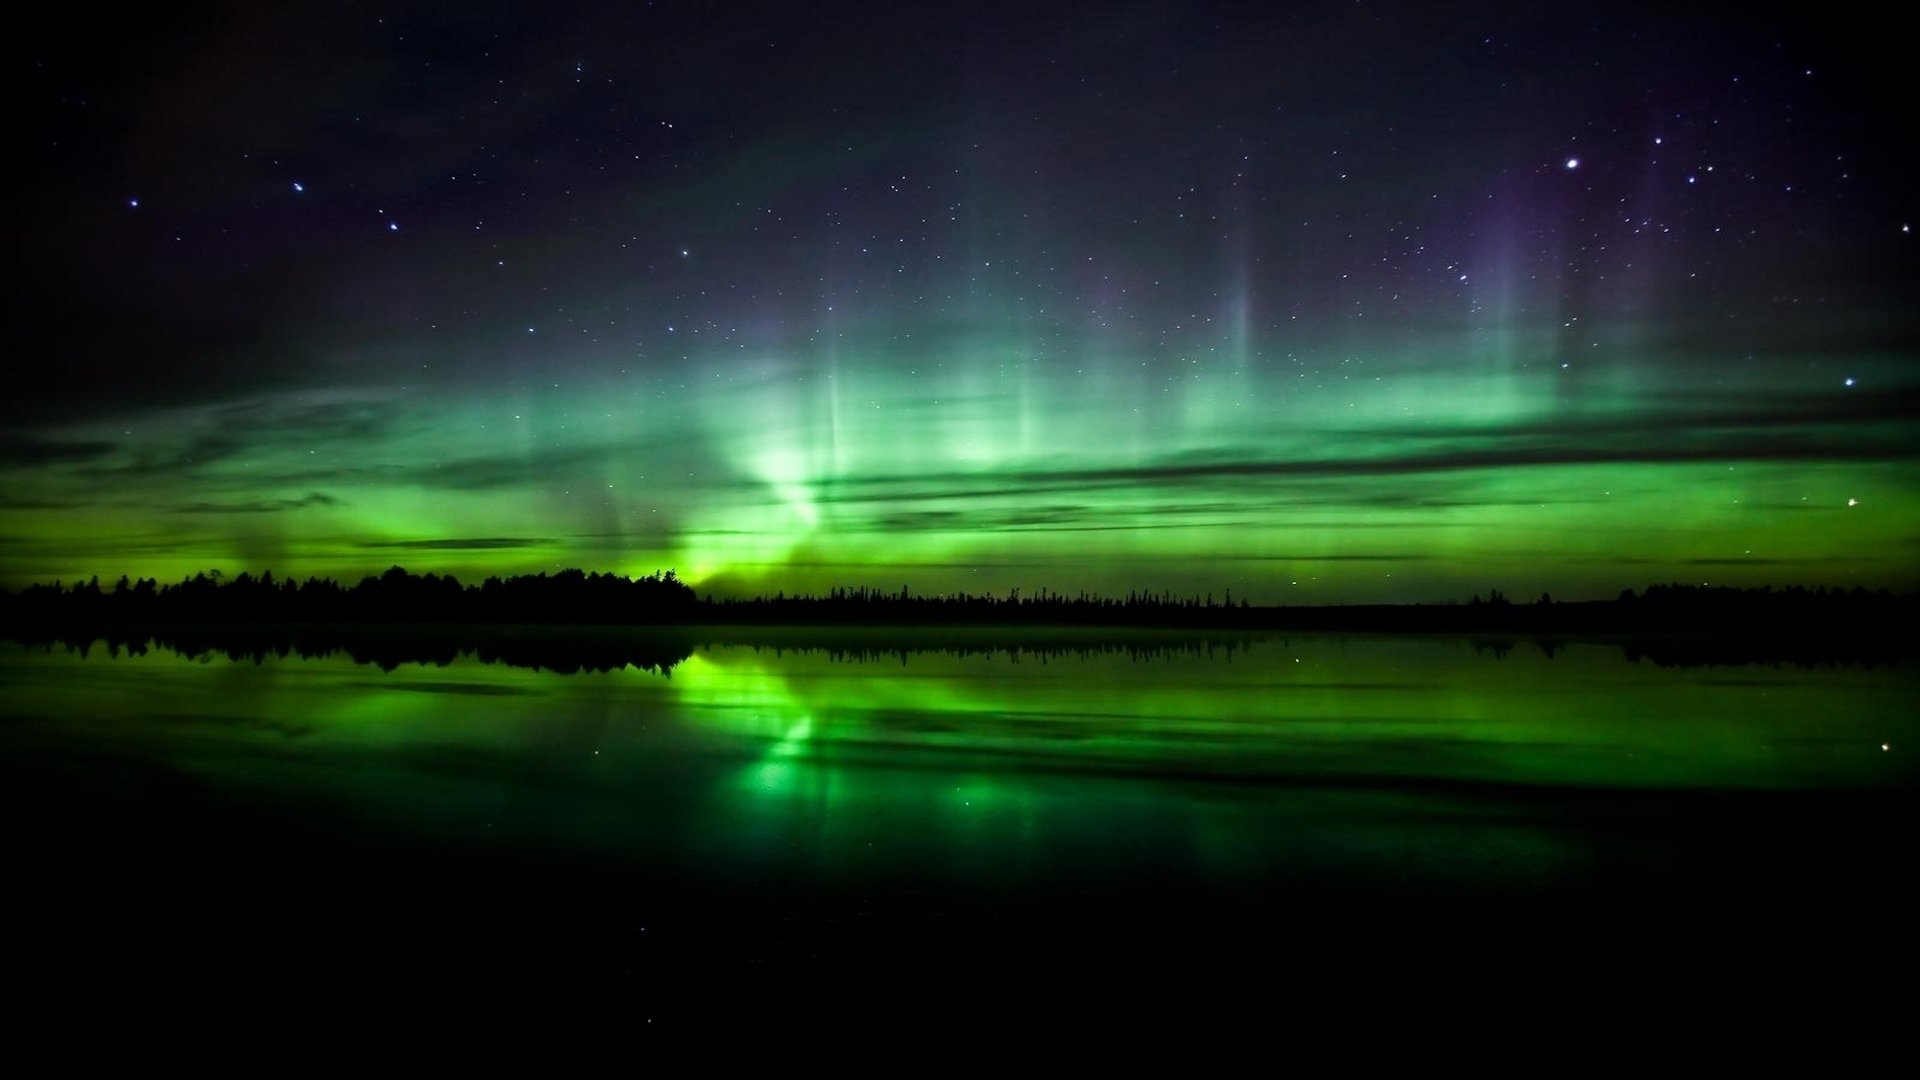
[3, 628, 1912, 1029]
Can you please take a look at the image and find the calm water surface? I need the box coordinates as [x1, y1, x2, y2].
[3, 630, 1912, 1022]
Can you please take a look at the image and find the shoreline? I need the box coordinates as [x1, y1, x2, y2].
[5, 615, 1913, 670]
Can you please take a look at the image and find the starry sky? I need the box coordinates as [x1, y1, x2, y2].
[8, 1, 1916, 602]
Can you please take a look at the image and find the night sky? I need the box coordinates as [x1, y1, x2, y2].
[9, 1, 1916, 601]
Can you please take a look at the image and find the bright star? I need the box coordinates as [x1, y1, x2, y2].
[128, 198, 139, 208]
[388, 221, 398, 231]
[1564, 157, 1579, 169]
[1844, 377, 1856, 387]
[292, 181, 304, 193]
[1847, 498, 1859, 507]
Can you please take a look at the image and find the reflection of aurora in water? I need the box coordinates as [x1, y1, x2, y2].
[655, 636, 1912, 896]
[9, 633, 1911, 801]
[2, 633, 1911, 884]
[4, 633, 1914, 1004]
[670, 637, 1912, 792]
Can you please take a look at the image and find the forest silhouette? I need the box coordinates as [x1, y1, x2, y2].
[1, 567, 1912, 672]
[1, 565, 1911, 629]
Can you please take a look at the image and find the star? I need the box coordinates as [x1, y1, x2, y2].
[292, 181, 304, 193]
[1564, 157, 1579, 169]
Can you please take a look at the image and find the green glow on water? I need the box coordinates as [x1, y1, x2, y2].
[671, 636, 1911, 792]
[10, 634, 1908, 790]
[3, 634, 1912, 916]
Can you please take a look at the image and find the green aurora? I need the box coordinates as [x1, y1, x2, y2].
[11, 6, 1916, 601]
[3, 330, 1913, 601]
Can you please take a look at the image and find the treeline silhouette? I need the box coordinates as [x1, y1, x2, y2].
[0, 567, 1913, 638]
[0, 569, 1259, 627]
[1, 569, 1913, 671]
[1, 567, 696, 625]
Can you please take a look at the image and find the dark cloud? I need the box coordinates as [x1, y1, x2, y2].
[859, 494, 1518, 535]
[7, 288, 322, 426]
[1216, 554, 1433, 562]
[0, 494, 89, 510]
[173, 492, 343, 514]
[343, 680, 548, 697]
[358, 537, 556, 550]
[79, 399, 412, 481]
[1681, 557, 1870, 566]
[213, 399, 405, 442]
[403, 442, 664, 491]
[0, 535, 193, 555]
[1376, 389, 1920, 444]
[871, 509, 969, 530]
[105, 432, 253, 478]
[810, 427, 1916, 510]
[0, 434, 120, 468]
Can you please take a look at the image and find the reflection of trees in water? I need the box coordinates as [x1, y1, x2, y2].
[6, 624, 693, 675]
[5, 622, 1909, 675]
[6, 626, 1274, 674]
[695, 627, 1269, 666]
[1467, 635, 1910, 669]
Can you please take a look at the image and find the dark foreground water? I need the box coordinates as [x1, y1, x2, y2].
[2, 629, 1913, 1033]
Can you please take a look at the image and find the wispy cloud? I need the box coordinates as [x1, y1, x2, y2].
[0, 494, 88, 510]
[357, 537, 556, 550]
[0, 434, 120, 468]
[174, 492, 344, 514]
[76, 398, 414, 482]
[808, 427, 1917, 509]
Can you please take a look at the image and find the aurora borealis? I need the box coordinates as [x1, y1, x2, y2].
[9, 2, 1916, 601]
